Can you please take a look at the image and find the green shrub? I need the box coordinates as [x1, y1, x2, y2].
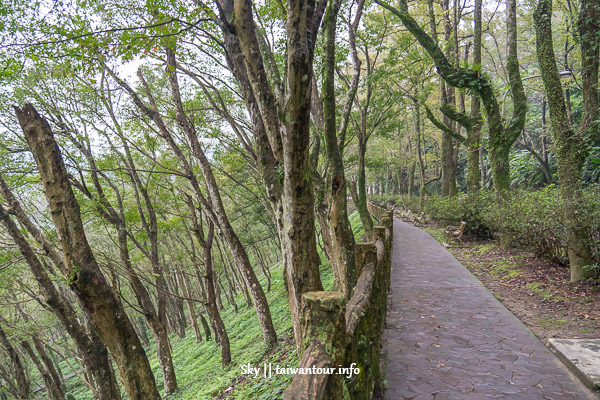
[424, 186, 600, 271]
[571, 186, 600, 271]
[483, 186, 568, 264]
[483, 185, 600, 270]
[425, 191, 494, 238]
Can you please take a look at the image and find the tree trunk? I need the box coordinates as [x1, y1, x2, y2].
[0, 202, 121, 400]
[32, 337, 64, 395]
[357, 141, 374, 239]
[14, 104, 160, 400]
[215, 241, 239, 312]
[135, 316, 151, 346]
[408, 160, 416, 199]
[179, 269, 203, 342]
[467, 0, 482, 194]
[115, 231, 176, 395]
[315, 199, 335, 263]
[534, 0, 599, 281]
[467, 0, 483, 194]
[186, 195, 231, 365]
[0, 322, 29, 399]
[321, 0, 358, 298]
[222, 0, 326, 350]
[413, 98, 426, 212]
[22, 340, 65, 400]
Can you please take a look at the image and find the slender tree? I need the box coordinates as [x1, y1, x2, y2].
[14, 103, 160, 400]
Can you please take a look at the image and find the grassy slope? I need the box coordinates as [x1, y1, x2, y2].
[61, 211, 365, 400]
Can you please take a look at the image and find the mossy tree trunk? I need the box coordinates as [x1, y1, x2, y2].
[357, 141, 374, 239]
[21, 340, 64, 400]
[186, 194, 231, 366]
[15, 104, 160, 400]
[534, 0, 599, 281]
[226, 0, 326, 350]
[319, 0, 362, 298]
[408, 158, 416, 199]
[377, 0, 526, 202]
[409, 96, 427, 212]
[440, 0, 458, 197]
[467, 0, 483, 194]
[0, 321, 29, 399]
[0, 178, 121, 400]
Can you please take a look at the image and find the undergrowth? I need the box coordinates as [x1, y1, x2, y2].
[60, 211, 366, 399]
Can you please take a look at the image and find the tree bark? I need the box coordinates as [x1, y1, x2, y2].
[440, 0, 458, 197]
[413, 98, 426, 212]
[22, 340, 64, 400]
[467, 0, 483, 194]
[14, 104, 160, 400]
[229, 0, 325, 350]
[321, 0, 359, 298]
[0, 322, 29, 399]
[186, 195, 231, 366]
[534, 0, 599, 281]
[0, 200, 121, 400]
[357, 141, 374, 239]
[408, 160, 416, 198]
[32, 337, 64, 396]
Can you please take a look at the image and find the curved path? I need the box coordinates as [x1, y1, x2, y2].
[383, 219, 597, 399]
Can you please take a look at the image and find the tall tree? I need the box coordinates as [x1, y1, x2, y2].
[320, 0, 363, 297]
[534, 0, 600, 281]
[218, 0, 326, 350]
[185, 194, 231, 366]
[376, 0, 527, 201]
[0, 320, 29, 399]
[14, 104, 160, 400]
[0, 174, 122, 400]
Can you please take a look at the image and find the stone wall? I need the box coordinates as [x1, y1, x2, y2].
[284, 202, 393, 400]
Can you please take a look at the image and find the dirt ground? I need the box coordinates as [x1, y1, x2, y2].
[424, 225, 600, 342]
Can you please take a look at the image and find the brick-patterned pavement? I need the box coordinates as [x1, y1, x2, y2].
[383, 219, 598, 399]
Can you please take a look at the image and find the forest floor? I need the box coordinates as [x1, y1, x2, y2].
[422, 224, 600, 342]
[59, 212, 366, 400]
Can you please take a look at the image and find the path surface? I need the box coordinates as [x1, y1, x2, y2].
[383, 219, 598, 399]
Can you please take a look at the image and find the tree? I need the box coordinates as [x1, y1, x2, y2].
[14, 104, 160, 400]
[0, 173, 122, 400]
[218, 0, 326, 350]
[533, 0, 599, 281]
[319, 0, 363, 297]
[376, 0, 527, 201]
[0, 320, 29, 399]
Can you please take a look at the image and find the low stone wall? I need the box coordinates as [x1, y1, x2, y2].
[284, 202, 393, 400]
[366, 201, 392, 223]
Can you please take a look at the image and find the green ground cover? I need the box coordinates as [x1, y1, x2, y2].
[60, 211, 365, 399]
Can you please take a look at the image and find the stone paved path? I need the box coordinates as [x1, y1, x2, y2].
[383, 219, 598, 399]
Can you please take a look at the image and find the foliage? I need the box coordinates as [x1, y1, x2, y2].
[425, 191, 495, 238]
[368, 194, 402, 207]
[483, 186, 567, 265]
[425, 186, 600, 274]
[484, 186, 600, 271]
[510, 149, 556, 188]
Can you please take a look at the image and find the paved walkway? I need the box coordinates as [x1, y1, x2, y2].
[383, 219, 598, 399]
